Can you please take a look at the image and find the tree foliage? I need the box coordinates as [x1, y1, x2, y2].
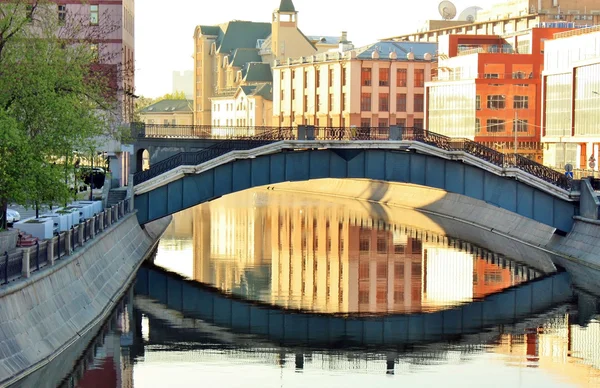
[0, 0, 123, 228]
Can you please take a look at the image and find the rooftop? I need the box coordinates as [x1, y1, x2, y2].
[140, 99, 193, 113]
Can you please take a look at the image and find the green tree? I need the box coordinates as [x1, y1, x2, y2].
[0, 1, 121, 228]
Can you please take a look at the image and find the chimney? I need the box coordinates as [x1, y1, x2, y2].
[340, 31, 348, 43]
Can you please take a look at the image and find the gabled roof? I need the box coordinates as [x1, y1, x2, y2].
[278, 0, 296, 13]
[237, 82, 273, 101]
[243, 62, 273, 83]
[197, 25, 220, 36]
[217, 21, 271, 54]
[230, 48, 261, 68]
[308, 36, 342, 45]
[355, 41, 438, 60]
[140, 99, 193, 113]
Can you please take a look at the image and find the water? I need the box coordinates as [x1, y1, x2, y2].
[23, 187, 600, 387]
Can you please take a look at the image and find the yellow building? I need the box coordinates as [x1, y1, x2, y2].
[138, 99, 193, 126]
[541, 26, 600, 172]
[192, 0, 342, 126]
[383, 0, 600, 43]
[272, 41, 436, 128]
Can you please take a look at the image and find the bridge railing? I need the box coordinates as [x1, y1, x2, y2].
[133, 125, 572, 191]
[132, 123, 294, 139]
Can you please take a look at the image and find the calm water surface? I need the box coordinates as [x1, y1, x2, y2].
[42, 188, 600, 387]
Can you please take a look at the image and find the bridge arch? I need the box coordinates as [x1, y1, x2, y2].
[134, 147, 577, 232]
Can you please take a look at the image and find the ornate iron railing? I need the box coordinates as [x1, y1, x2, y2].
[132, 123, 293, 140]
[133, 126, 572, 190]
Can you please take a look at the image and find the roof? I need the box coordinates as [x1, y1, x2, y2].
[140, 99, 193, 113]
[217, 21, 271, 54]
[243, 62, 273, 83]
[239, 82, 273, 101]
[307, 36, 341, 45]
[197, 25, 220, 36]
[230, 48, 261, 67]
[278, 0, 296, 13]
[354, 41, 438, 60]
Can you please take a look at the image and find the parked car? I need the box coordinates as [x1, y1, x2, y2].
[7, 209, 20, 225]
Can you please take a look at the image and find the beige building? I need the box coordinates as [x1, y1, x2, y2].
[139, 99, 193, 126]
[272, 41, 437, 128]
[383, 0, 600, 43]
[211, 83, 274, 135]
[192, 0, 343, 126]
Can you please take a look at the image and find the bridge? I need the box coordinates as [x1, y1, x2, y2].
[132, 125, 578, 231]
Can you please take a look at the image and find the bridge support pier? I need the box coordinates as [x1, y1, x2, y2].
[389, 125, 402, 141]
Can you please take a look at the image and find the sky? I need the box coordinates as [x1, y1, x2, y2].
[135, 0, 499, 98]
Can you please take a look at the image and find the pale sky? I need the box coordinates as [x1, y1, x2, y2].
[135, 0, 499, 98]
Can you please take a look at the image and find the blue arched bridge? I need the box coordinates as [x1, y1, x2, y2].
[132, 125, 578, 231]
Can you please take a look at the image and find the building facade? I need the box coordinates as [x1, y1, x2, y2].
[272, 41, 437, 128]
[541, 26, 600, 171]
[210, 83, 273, 133]
[139, 99, 193, 126]
[426, 28, 566, 160]
[192, 0, 342, 126]
[383, 0, 600, 43]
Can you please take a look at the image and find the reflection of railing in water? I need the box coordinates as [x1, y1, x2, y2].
[135, 263, 573, 347]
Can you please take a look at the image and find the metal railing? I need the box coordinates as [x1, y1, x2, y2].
[133, 126, 572, 191]
[1, 198, 132, 287]
[132, 123, 293, 140]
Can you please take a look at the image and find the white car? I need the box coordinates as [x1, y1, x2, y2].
[7, 209, 20, 225]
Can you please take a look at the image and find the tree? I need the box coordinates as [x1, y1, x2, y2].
[0, 1, 124, 228]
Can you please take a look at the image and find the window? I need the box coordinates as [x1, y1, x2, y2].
[379, 93, 389, 111]
[476, 118, 481, 133]
[341, 93, 346, 111]
[342, 67, 347, 86]
[360, 93, 371, 111]
[487, 119, 505, 132]
[329, 68, 334, 87]
[304, 95, 308, 110]
[476, 95, 481, 110]
[484, 73, 499, 79]
[378, 118, 388, 127]
[396, 93, 407, 111]
[414, 69, 425, 87]
[513, 119, 528, 132]
[90, 5, 99, 25]
[316, 94, 321, 112]
[414, 94, 424, 112]
[316, 69, 321, 87]
[396, 118, 406, 127]
[361, 67, 372, 86]
[328, 93, 333, 111]
[397, 69, 407, 87]
[360, 118, 370, 128]
[359, 290, 369, 303]
[171, 119, 176, 125]
[58, 5, 66, 24]
[379, 68, 389, 86]
[291, 89, 296, 100]
[377, 262, 387, 277]
[304, 72, 308, 89]
[413, 119, 424, 128]
[163, 119, 169, 125]
[513, 95, 529, 109]
[487, 95, 506, 109]
[394, 263, 404, 279]
[394, 290, 404, 303]
[359, 234, 370, 251]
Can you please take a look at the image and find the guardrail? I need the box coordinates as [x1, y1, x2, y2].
[1, 199, 132, 287]
[132, 126, 572, 191]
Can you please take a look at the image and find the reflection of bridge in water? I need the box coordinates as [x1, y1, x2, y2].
[132, 294, 600, 384]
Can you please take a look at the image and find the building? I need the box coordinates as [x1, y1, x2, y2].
[541, 26, 600, 172]
[383, 0, 600, 43]
[138, 99, 193, 126]
[211, 83, 273, 132]
[272, 41, 437, 128]
[192, 0, 344, 125]
[425, 28, 567, 160]
[172, 70, 193, 99]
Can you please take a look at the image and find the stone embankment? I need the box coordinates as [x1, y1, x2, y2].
[0, 210, 170, 387]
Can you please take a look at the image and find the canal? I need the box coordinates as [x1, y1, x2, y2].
[23, 184, 600, 387]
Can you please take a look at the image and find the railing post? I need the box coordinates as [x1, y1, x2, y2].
[306, 125, 315, 141]
[65, 229, 72, 256]
[99, 211, 104, 231]
[3, 252, 7, 284]
[297, 125, 306, 141]
[79, 223, 85, 247]
[21, 249, 30, 278]
[389, 125, 403, 141]
[35, 241, 40, 271]
[48, 239, 55, 265]
[107, 207, 112, 226]
[91, 216, 96, 239]
[57, 233, 61, 260]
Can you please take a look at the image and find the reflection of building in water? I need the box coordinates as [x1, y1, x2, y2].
[185, 190, 540, 314]
[494, 314, 600, 387]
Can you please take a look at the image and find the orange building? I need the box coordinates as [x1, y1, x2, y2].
[426, 28, 569, 161]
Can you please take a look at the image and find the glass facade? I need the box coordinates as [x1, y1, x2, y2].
[427, 83, 476, 137]
[544, 73, 571, 137]
[574, 63, 600, 136]
[543, 143, 578, 169]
